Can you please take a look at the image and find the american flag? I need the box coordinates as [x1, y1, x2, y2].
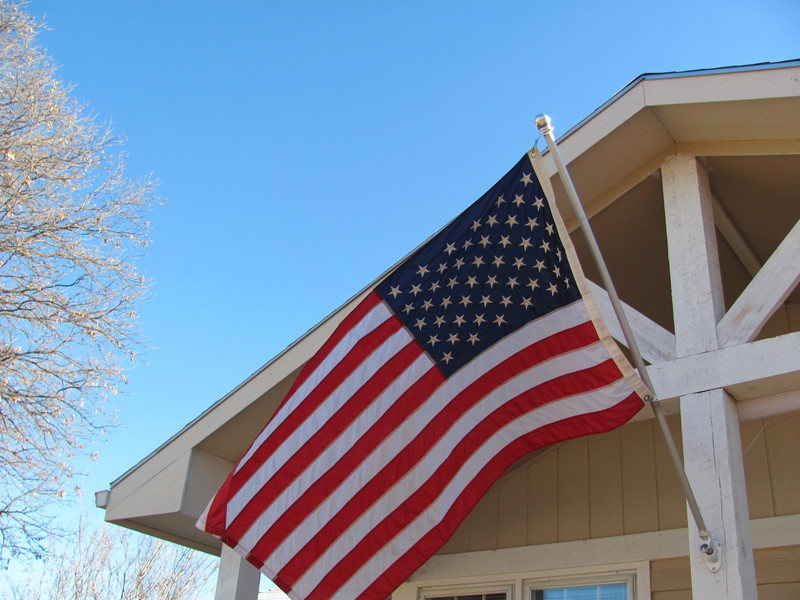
[199, 151, 644, 600]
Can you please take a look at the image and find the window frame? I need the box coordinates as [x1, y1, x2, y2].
[417, 581, 514, 600]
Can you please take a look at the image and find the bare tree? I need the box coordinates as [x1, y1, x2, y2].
[6, 518, 218, 600]
[0, 1, 157, 560]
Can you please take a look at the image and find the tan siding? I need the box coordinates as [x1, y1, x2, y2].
[758, 583, 800, 599]
[439, 511, 470, 554]
[526, 448, 559, 545]
[651, 592, 692, 600]
[757, 543, 800, 599]
[764, 411, 800, 516]
[650, 557, 691, 594]
[497, 468, 528, 548]
[741, 419, 775, 518]
[755, 545, 800, 585]
[468, 485, 498, 551]
[589, 430, 624, 538]
[653, 415, 687, 530]
[621, 419, 659, 534]
[557, 436, 590, 541]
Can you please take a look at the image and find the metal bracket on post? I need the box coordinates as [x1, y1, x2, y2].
[699, 529, 723, 572]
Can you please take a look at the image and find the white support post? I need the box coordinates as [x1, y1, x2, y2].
[215, 544, 261, 600]
[662, 155, 757, 598]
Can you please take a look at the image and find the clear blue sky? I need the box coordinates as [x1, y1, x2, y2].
[25, 0, 799, 523]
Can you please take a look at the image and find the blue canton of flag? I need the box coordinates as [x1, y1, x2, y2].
[377, 154, 580, 375]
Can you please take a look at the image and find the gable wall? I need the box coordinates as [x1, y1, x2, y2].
[437, 410, 800, 556]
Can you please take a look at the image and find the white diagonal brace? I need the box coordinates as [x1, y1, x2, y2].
[712, 195, 762, 277]
[717, 218, 800, 347]
[587, 279, 676, 363]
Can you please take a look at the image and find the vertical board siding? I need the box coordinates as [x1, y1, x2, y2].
[754, 545, 800, 584]
[756, 544, 800, 600]
[653, 416, 687, 530]
[556, 436, 590, 541]
[621, 419, 660, 534]
[651, 592, 692, 600]
[468, 485, 499, 551]
[651, 557, 692, 594]
[740, 419, 775, 519]
[764, 410, 800, 516]
[438, 511, 470, 554]
[526, 448, 559, 545]
[588, 430, 624, 538]
[497, 468, 528, 548]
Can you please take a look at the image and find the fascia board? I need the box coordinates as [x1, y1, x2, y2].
[641, 65, 800, 107]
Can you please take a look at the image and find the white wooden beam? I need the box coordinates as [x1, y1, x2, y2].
[587, 279, 676, 363]
[215, 545, 260, 600]
[662, 156, 725, 356]
[717, 218, 800, 347]
[646, 331, 800, 400]
[661, 155, 756, 599]
[681, 389, 754, 596]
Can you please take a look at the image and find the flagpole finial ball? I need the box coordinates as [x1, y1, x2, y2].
[535, 114, 553, 135]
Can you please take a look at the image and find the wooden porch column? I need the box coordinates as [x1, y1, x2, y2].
[661, 155, 757, 598]
[215, 544, 260, 600]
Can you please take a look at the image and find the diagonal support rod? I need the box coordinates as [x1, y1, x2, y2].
[534, 114, 721, 569]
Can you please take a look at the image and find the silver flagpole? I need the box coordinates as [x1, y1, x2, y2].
[534, 114, 722, 569]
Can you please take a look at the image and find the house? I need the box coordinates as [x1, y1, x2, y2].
[97, 60, 800, 599]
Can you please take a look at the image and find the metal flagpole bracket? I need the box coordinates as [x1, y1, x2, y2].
[534, 113, 724, 571]
[699, 529, 723, 572]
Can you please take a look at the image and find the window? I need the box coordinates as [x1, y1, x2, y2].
[531, 582, 628, 600]
[526, 574, 633, 600]
[420, 584, 512, 600]
[428, 595, 507, 600]
[410, 567, 639, 600]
